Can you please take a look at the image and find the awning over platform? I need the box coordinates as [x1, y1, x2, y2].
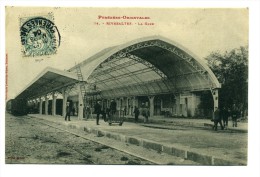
[15, 67, 78, 99]
[69, 35, 221, 98]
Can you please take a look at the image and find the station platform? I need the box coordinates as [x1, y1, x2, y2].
[28, 114, 248, 165]
[124, 115, 248, 133]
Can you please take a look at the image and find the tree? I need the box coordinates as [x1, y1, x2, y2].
[205, 46, 248, 117]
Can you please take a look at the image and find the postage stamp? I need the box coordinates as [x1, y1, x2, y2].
[20, 13, 61, 57]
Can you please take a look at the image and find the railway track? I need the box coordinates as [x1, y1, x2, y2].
[30, 117, 202, 165]
[6, 114, 155, 165]
[32, 119, 98, 164]
[6, 114, 201, 165]
[31, 117, 156, 164]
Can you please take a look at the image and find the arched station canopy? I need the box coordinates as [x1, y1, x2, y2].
[70, 35, 221, 98]
[15, 67, 78, 100]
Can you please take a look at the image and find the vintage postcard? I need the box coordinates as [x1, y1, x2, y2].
[3, 4, 258, 177]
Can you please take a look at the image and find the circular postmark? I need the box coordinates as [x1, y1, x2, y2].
[20, 17, 61, 57]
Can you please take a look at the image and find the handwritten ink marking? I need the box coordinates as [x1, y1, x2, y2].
[6, 156, 26, 160]
[35, 58, 44, 62]
[5, 53, 8, 100]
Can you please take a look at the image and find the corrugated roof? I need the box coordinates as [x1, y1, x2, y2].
[68, 35, 220, 98]
[15, 67, 78, 99]
[15, 36, 221, 100]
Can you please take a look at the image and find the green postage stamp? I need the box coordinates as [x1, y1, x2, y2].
[20, 13, 61, 57]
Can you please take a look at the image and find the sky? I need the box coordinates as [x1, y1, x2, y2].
[5, 7, 249, 99]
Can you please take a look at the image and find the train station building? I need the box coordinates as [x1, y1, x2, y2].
[15, 36, 221, 119]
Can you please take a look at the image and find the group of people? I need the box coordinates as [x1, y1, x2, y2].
[66, 101, 240, 130]
[93, 99, 117, 125]
[93, 100, 150, 125]
[213, 106, 240, 131]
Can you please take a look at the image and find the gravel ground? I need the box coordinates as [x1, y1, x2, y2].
[5, 113, 154, 165]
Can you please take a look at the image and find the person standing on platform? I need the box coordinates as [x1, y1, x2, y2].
[231, 104, 238, 127]
[85, 105, 91, 119]
[110, 99, 117, 116]
[65, 102, 71, 121]
[94, 101, 102, 125]
[123, 106, 127, 116]
[141, 103, 149, 123]
[222, 107, 229, 129]
[133, 106, 140, 123]
[213, 107, 224, 131]
[72, 106, 75, 116]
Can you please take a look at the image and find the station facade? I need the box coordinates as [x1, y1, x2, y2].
[18, 36, 221, 119]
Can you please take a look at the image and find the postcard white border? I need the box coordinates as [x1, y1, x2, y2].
[1, 1, 259, 177]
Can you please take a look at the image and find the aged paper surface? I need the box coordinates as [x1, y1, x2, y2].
[6, 7, 249, 99]
[2, 3, 260, 177]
